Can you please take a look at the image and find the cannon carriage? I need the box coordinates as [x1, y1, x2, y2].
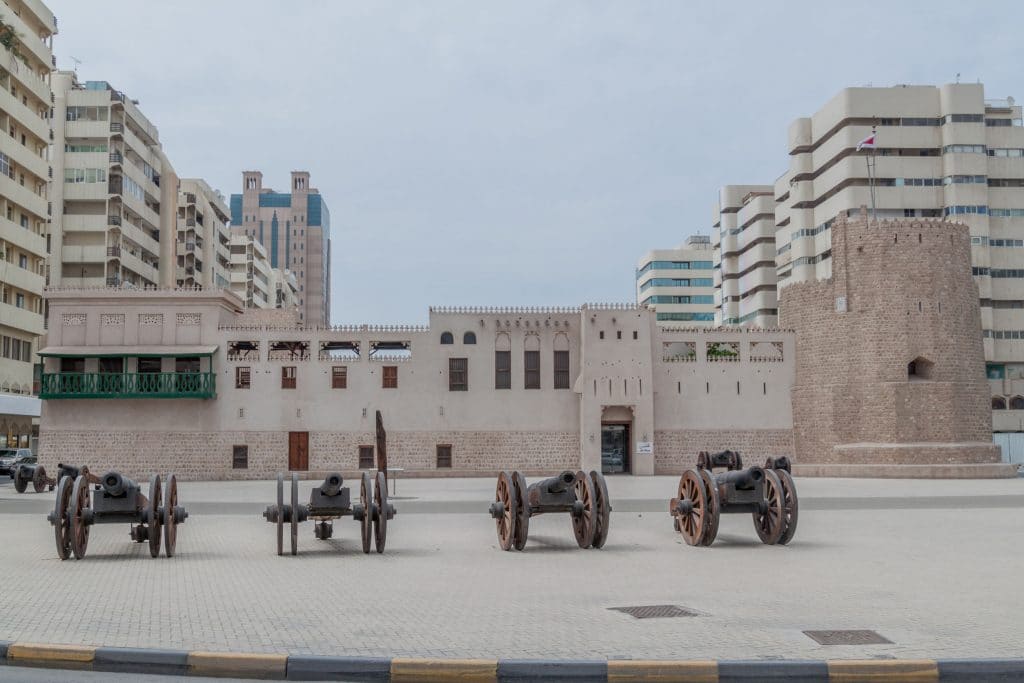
[489, 470, 611, 551]
[263, 471, 395, 555]
[45, 467, 187, 560]
[669, 452, 798, 547]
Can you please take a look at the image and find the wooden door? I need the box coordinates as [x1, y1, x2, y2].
[288, 431, 309, 471]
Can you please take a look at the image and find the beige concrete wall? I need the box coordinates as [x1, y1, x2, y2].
[37, 292, 799, 479]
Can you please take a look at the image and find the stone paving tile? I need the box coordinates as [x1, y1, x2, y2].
[0, 477, 1021, 660]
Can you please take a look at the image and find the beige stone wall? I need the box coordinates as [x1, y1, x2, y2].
[781, 214, 1000, 465]
[38, 430, 579, 481]
[653, 429, 794, 474]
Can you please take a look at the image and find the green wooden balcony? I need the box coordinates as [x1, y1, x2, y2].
[40, 372, 216, 399]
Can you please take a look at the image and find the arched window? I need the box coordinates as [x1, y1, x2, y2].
[495, 332, 511, 389]
[992, 396, 1007, 410]
[553, 332, 570, 389]
[524, 333, 541, 389]
[1011, 396, 1024, 410]
[440, 332, 454, 345]
[463, 331, 477, 345]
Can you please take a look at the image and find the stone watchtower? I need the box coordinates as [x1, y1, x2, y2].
[780, 210, 1000, 466]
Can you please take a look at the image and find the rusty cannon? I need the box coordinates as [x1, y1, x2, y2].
[263, 471, 395, 555]
[669, 452, 798, 547]
[45, 467, 187, 560]
[12, 462, 83, 494]
[489, 470, 611, 551]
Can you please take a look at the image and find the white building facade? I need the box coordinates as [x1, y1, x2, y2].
[0, 0, 56, 405]
[712, 185, 778, 327]
[49, 72, 179, 290]
[635, 235, 715, 325]
[37, 289, 795, 479]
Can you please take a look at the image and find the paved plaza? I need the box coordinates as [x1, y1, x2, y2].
[1, 474, 1022, 663]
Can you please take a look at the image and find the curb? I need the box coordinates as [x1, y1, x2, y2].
[3, 644, 1024, 681]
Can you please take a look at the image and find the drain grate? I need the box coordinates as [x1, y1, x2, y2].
[609, 605, 701, 619]
[803, 630, 893, 645]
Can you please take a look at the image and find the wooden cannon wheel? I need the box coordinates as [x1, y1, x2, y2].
[53, 475, 74, 560]
[70, 474, 91, 560]
[699, 469, 720, 547]
[275, 473, 284, 556]
[753, 469, 786, 545]
[374, 471, 388, 553]
[163, 474, 179, 558]
[290, 473, 299, 556]
[775, 468, 799, 546]
[571, 471, 596, 549]
[589, 470, 611, 550]
[148, 474, 163, 558]
[12, 466, 28, 493]
[32, 465, 50, 493]
[674, 469, 707, 546]
[512, 471, 529, 551]
[360, 472, 372, 554]
[494, 471, 517, 551]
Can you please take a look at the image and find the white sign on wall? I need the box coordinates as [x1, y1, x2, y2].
[636, 442, 653, 455]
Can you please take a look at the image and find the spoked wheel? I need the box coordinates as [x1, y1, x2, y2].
[775, 469, 799, 546]
[699, 469, 720, 547]
[32, 466, 49, 493]
[753, 469, 786, 545]
[589, 471, 611, 550]
[512, 471, 529, 551]
[360, 472, 372, 554]
[673, 469, 707, 546]
[290, 473, 299, 556]
[70, 475, 91, 560]
[275, 473, 284, 556]
[148, 474, 163, 558]
[571, 471, 596, 549]
[53, 475, 74, 560]
[163, 474, 179, 558]
[13, 466, 28, 493]
[494, 471, 517, 551]
[373, 471, 388, 553]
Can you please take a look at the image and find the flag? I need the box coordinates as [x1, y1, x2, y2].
[856, 133, 876, 151]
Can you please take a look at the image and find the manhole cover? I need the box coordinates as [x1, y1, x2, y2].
[608, 605, 701, 619]
[803, 630, 893, 645]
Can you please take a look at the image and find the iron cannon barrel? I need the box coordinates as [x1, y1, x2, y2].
[100, 471, 137, 497]
[58, 463, 81, 481]
[714, 466, 765, 491]
[320, 473, 344, 497]
[529, 470, 578, 495]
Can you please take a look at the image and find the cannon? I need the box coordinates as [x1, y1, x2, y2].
[669, 451, 797, 547]
[263, 471, 395, 555]
[45, 467, 187, 560]
[11, 462, 85, 494]
[489, 470, 611, 551]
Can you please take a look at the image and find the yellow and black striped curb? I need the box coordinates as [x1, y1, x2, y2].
[2, 642, 1023, 680]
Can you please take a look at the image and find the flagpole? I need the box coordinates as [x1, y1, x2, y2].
[866, 125, 878, 224]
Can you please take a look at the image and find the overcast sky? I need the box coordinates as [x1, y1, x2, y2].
[48, 1, 1024, 324]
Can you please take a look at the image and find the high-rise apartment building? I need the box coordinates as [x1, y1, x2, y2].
[230, 171, 331, 326]
[228, 234, 272, 309]
[0, 0, 56, 400]
[712, 185, 778, 327]
[177, 178, 231, 289]
[635, 235, 715, 325]
[49, 72, 179, 289]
